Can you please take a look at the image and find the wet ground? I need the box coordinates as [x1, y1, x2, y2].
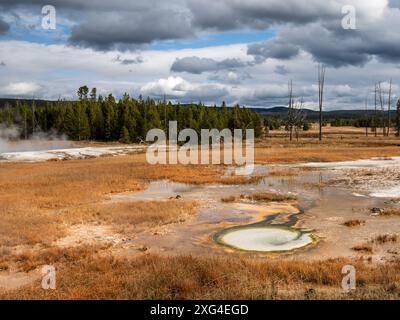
[0, 144, 145, 161]
[1, 157, 400, 291]
[110, 162, 400, 262]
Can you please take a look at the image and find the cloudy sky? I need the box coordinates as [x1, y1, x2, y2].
[0, 0, 400, 110]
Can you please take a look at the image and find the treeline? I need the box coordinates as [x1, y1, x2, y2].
[0, 87, 264, 142]
[263, 116, 312, 131]
[331, 115, 398, 130]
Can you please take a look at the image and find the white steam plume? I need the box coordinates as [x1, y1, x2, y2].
[0, 124, 72, 153]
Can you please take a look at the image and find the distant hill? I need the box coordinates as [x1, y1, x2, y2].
[251, 106, 316, 115]
[0, 98, 50, 108]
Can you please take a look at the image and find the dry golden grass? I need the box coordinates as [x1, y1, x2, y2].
[267, 170, 299, 177]
[0, 246, 12, 271]
[266, 126, 400, 142]
[2, 252, 400, 300]
[1, 244, 108, 273]
[0, 153, 253, 246]
[255, 130, 400, 164]
[0, 199, 198, 271]
[303, 182, 328, 189]
[88, 201, 198, 234]
[371, 234, 398, 244]
[221, 196, 236, 203]
[352, 245, 373, 253]
[248, 192, 296, 202]
[343, 220, 365, 227]
[382, 208, 400, 216]
[51, 200, 198, 229]
[2, 132, 400, 299]
[221, 192, 296, 203]
[255, 145, 400, 164]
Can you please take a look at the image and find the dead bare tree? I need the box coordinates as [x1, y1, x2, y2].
[163, 94, 167, 131]
[387, 79, 392, 136]
[286, 80, 305, 142]
[377, 82, 386, 136]
[293, 98, 306, 141]
[374, 83, 378, 137]
[318, 64, 326, 141]
[397, 98, 400, 137]
[287, 80, 294, 141]
[364, 94, 368, 137]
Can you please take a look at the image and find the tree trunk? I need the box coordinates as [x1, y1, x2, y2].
[387, 79, 392, 137]
[396, 99, 400, 137]
[318, 64, 326, 142]
[374, 83, 377, 137]
[365, 106, 368, 136]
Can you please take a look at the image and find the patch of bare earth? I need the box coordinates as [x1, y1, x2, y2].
[332, 167, 400, 195]
[0, 270, 41, 291]
[54, 224, 123, 248]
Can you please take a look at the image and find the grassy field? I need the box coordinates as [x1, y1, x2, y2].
[1, 128, 400, 299]
[2, 251, 400, 299]
[255, 127, 400, 163]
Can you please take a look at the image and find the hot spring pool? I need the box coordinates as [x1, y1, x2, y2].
[217, 227, 314, 252]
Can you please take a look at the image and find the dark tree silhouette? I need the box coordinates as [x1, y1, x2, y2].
[0, 87, 264, 142]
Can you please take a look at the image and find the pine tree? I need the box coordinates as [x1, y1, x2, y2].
[0, 86, 266, 143]
[251, 113, 263, 138]
[90, 88, 97, 102]
[77, 86, 89, 101]
[104, 110, 113, 141]
[64, 105, 76, 139]
[147, 103, 161, 130]
[76, 103, 90, 140]
[63, 104, 90, 140]
[92, 103, 104, 140]
[207, 107, 219, 129]
[220, 102, 229, 128]
[119, 126, 131, 144]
